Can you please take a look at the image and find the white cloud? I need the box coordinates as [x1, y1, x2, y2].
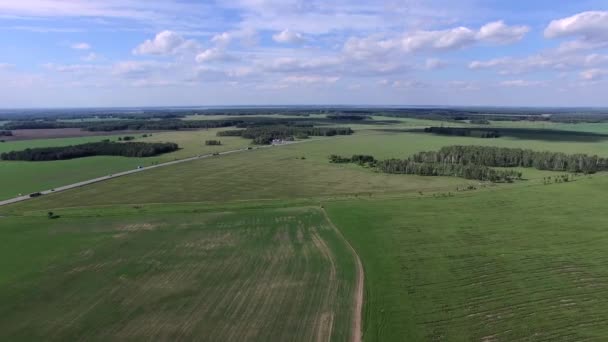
[585, 54, 608, 66]
[283, 75, 340, 84]
[500, 80, 546, 87]
[111, 61, 173, 78]
[580, 69, 607, 81]
[260, 56, 341, 73]
[392, 80, 428, 89]
[0, 1, 218, 33]
[447, 81, 479, 91]
[133, 30, 198, 55]
[82, 53, 99, 62]
[469, 57, 514, 70]
[402, 27, 476, 52]
[130, 79, 179, 88]
[195, 48, 235, 63]
[0, 63, 14, 70]
[344, 20, 528, 59]
[210, 29, 259, 47]
[343, 35, 396, 60]
[211, 32, 232, 45]
[476, 21, 529, 44]
[190, 66, 230, 82]
[545, 11, 608, 52]
[273, 29, 306, 44]
[225, 1, 392, 34]
[377, 79, 427, 89]
[424, 58, 446, 70]
[43, 63, 105, 73]
[71, 42, 91, 50]
[545, 11, 608, 40]
[470, 53, 608, 74]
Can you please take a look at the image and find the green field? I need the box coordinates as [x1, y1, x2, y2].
[0, 135, 126, 154]
[0, 206, 357, 341]
[4, 118, 608, 341]
[4, 136, 477, 211]
[0, 129, 252, 200]
[5, 118, 605, 201]
[9, 128, 607, 211]
[325, 176, 608, 341]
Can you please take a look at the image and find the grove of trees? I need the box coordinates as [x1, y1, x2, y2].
[1, 141, 179, 161]
[376, 159, 521, 182]
[330, 153, 521, 182]
[424, 127, 501, 138]
[205, 140, 222, 145]
[328, 145, 607, 182]
[219, 125, 354, 144]
[411, 145, 607, 174]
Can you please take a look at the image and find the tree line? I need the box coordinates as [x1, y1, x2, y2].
[329, 154, 521, 182]
[0, 130, 12, 136]
[326, 115, 369, 121]
[1, 141, 179, 161]
[329, 154, 375, 164]
[376, 159, 521, 182]
[424, 127, 501, 138]
[3, 116, 367, 132]
[2, 119, 245, 131]
[205, 140, 222, 145]
[218, 125, 353, 144]
[411, 145, 608, 174]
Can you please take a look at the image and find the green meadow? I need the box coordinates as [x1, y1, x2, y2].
[326, 176, 608, 341]
[0, 206, 357, 341]
[3, 118, 608, 341]
[0, 129, 251, 200]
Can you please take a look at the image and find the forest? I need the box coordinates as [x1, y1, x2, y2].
[218, 125, 354, 144]
[412, 145, 608, 174]
[2, 119, 244, 131]
[0, 130, 12, 136]
[329, 145, 608, 182]
[424, 126, 501, 138]
[329, 154, 521, 182]
[326, 114, 369, 121]
[1, 141, 179, 161]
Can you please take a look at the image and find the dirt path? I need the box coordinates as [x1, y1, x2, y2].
[321, 207, 363, 342]
[311, 229, 337, 342]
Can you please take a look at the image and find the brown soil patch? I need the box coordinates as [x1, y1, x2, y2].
[118, 223, 156, 232]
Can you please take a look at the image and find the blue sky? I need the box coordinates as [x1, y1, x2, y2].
[0, 0, 607, 107]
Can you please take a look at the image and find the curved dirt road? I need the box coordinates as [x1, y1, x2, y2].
[321, 208, 364, 342]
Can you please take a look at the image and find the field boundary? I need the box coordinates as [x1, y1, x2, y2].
[321, 207, 363, 342]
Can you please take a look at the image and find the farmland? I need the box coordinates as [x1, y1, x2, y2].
[4, 109, 608, 341]
[0, 206, 358, 341]
[325, 176, 608, 341]
[7, 125, 608, 211]
[0, 128, 252, 200]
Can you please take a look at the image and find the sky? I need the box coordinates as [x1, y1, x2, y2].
[0, 0, 608, 108]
